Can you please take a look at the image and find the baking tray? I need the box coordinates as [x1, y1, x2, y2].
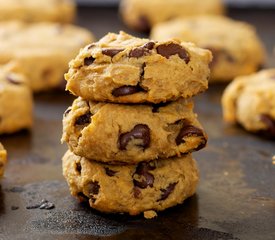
[0, 6, 275, 240]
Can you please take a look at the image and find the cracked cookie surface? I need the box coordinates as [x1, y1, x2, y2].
[0, 63, 33, 134]
[65, 31, 212, 103]
[62, 150, 198, 216]
[0, 143, 7, 178]
[62, 97, 207, 164]
[151, 15, 266, 82]
[222, 69, 275, 138]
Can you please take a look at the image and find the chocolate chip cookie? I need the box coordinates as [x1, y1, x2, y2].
[0, 63, 33, 134]
[0, 0, 75, 23]
[119, 0, 224, 32]
[151, 15, 266, 82]
[62, 97, 207, 164]
[62, 150, 199, 217]
[0, 21, 94, 91]
[222, 69, 275, 138]
[65, 31, 212, 103]
[0, 143, 7, 178]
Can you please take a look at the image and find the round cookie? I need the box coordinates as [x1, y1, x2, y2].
[0, 63, 33, 134]
[65, 31, 212, 103]
[0, 21, 94, 92]
[222, 69, 275, 138]
[62, 150, 199, 217]
[0, 143, 7, 178]
[119, 0, 224, 32]
[62, 97, 207, 164]
[0, 0, 75, 23]
[151, 15, 266, 82]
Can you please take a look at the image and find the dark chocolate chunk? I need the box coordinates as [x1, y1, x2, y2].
[157, 43, 190, 63]
[104, 167, 117, 177]
[136, 15, 151, 32]
[260, 114, 275, 137]
[102, 48, 124, 57]
[6, 75, 21, 85]
[87, 181, 100, 195]
[112, 85, 144, 97]
[129, 41, 155, 58]
[119, 124, 150, 150]
[75, 162, 82, 173]
[133, 161, 156, 189]
[75, 112, 92, 125]
[157, 182, 178, 201]
[84, 56, 95, 66]
[176, 124, 205, 145]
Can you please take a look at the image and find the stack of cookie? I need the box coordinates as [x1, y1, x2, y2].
[62, 32, 212, 218]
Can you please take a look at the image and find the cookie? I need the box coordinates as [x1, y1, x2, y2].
[62, 97, 207, 164]
[0, 143, 7, 178]
[0, 21, 94, 92]
[0, 0, 75, 23]
[119, 0, 224, 32]
[151, 15, 266, 82]
[62, 150, 199, 217]
[65, 31, 212, 103]
[222, 69, 275, 138]
[0, 63, 33, 134]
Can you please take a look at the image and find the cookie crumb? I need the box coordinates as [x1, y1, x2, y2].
[143, 210, 157, 219]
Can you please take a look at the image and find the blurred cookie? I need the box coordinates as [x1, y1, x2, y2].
[0, 143, 7, 178]
[0, 0, 75, 23]
[119, 0, 224, 32]
[151, 15, 266, 82]
[0, 21, 94, 91]
[62, 97, 207, 164]
[0, 63, 33, 134]
[62, 150, 199, 217]
[65, 31, 212, 103]
[222, 69, 275, 138]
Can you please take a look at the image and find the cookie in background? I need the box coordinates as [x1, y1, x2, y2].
[0, 21, 94, 92]
[0, 63, 33, 134]
[151, 15, 266, 83]
[0, 0, 75, 23]
[222, 69, 275, 138]
[119, 0, 225, 32]
[0, 143, 7, 179]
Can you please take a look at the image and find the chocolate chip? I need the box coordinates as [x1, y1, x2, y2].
[129, 41, 155, 58]
[133, 161, 156, 189]
[6, 75, 21, 85]
[176, 124, 205, 145]
[119, 124, 150, 150]
[260, 114, 275, 137]
[104, 167, 117, 177]
[157, 182, 178, 201]
[75, 112, 92, 126]
[136, 15, 151, 32]
[102, 48, 124, 57]
[112, 85, 144, 97]
[87, 181, 100, 196]
[157, 43, 190, 63]
[64, 108, 71, 117]
[152, 102, 170, 113]
[75, 162, 81, 173]
[84, 56, 95, 66]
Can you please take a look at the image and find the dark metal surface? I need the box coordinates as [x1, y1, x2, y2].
[1, 7, 275, 240]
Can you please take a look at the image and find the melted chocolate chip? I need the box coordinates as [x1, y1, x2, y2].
[176, 124, 205, 145]
[104, 167, 117, 177]
[133, 161, 156, 189]
[137, 15, 151, 32]
[157, 182, 178, 201]
[6, 75, 21, 85]
[75, 113, 92, 126]
[84, 56, 95, 66]
[119, 124, 150, 150]
[157, 43, 190, 63]
[129, 41, 155, 58]
[260, 114, 275, 137]
[102, 48, 124, 57]
[112, 85, 144, 97]
[87, 181, 100, 196]
[75, 162, 82, 173]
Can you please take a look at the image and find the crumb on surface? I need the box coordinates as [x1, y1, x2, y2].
[143, 210, 157, 219]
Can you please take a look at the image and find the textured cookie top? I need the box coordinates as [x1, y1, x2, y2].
[151, 15, 266, 81]
[222, 69, 275, 136]
[0, 0, 75, 23]
[65, 31, 212, 103]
